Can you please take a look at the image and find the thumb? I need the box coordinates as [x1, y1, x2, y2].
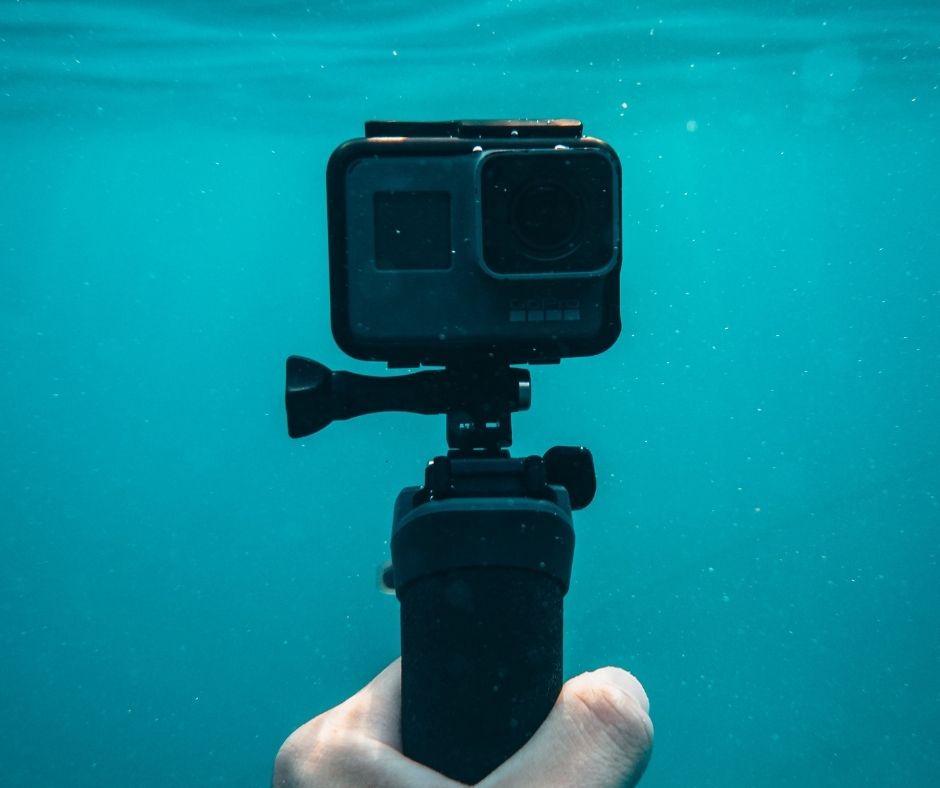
[481, 667, 653, 788]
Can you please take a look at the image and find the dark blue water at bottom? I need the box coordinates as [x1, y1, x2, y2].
[1, 2, 938, 786]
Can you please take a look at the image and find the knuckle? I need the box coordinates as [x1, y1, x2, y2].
[272, 736, 303, 786]
[272, 713, 367, 788]
[271, 719, 331, 786]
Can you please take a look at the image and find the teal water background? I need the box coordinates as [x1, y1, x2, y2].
[2, 1, 938, 785]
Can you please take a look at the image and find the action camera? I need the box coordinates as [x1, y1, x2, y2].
[288, 121, 619, 780]
[326, 119, 622, 367]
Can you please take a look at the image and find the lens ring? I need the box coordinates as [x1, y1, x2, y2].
[510, 181, 583, 259]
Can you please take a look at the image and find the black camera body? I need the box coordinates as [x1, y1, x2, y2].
[326, 119, 622, 367]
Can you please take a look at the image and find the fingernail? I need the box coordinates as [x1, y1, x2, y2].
[593, 667, 651, 715]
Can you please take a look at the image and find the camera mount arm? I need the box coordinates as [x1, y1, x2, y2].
[285, 356, 531, 452]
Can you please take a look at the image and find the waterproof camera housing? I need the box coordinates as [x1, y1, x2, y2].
[326, 119, 622, 367]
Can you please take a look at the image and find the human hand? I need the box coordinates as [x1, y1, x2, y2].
[273, 659, 653, 787]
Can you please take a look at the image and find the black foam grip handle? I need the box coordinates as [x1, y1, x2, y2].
[399, 567, 563, 784]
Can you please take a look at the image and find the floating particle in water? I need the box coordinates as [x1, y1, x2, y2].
[686, 120, 698, 132]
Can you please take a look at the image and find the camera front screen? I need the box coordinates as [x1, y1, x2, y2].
[374, 191, 452, 271]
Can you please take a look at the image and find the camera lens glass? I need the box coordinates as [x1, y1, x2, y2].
[511, 182, 583, 258]
[481, 150, 616, 276]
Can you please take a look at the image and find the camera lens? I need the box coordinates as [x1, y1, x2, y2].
[480, 150, 616, 277]
[511, 182, 583, 258]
